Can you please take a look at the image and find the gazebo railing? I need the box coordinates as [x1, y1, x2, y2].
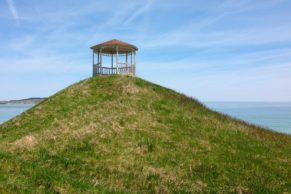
[93, 65, 135, 75]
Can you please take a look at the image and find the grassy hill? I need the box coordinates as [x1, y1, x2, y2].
[0, 75, 290, 193]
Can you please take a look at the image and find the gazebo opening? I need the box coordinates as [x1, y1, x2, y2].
[90, 39, 138, 76]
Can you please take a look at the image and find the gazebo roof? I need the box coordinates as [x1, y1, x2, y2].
[90, 39, 138, 54]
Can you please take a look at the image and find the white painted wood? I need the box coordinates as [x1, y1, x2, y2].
[116, 46, 119, 74]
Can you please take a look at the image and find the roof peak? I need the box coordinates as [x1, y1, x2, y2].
[91, 39, 138, 51]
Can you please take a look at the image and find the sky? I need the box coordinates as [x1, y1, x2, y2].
[0, 0, 291, 102]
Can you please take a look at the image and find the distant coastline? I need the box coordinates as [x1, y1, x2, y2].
[0, 98, 46, 105]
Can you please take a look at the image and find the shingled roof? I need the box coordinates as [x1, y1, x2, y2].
[90, 39, 138, 54]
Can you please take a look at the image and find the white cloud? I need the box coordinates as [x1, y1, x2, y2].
[1, 0, 291, 101]
[124, 0, 152, 24]
[10, 36, 33, 51]
[144, 62, 291, 102]
[6, 0, 19, 23]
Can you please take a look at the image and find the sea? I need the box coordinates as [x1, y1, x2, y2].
[0, 104, 34, 124]
[0, 102, 290, 135]
[204, 102, 291, 135]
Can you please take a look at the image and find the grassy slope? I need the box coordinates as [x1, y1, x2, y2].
[0, 75, 290, 193]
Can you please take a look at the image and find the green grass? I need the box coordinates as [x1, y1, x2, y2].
[0, 75, 290, 193]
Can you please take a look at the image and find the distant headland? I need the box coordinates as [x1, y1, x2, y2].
[0, 97, 46, 104]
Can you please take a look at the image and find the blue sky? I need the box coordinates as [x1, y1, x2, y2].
[1, 0, 291, 101]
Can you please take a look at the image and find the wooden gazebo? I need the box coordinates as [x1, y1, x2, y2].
[90, 39, 138, 76]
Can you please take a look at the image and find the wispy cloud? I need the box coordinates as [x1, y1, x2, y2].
[6, 0, 19, 23]
[1, 0, 291, 101]
[124, 0, 152, 24]
[140, 0, 291, 49]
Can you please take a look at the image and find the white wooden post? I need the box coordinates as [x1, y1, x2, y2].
[100, 48, 103, 74]
[97, 51, 99, 66]
[131, 51, 133, 65]
[131, 51, 133, 74]
[133, 51, 136, 76]
[111, 54, 113, 74]
[126, 53, 128, 74]
[116, 46, 119, 74]
[100, 49, 103, 66]
[92, 51, 95, 76]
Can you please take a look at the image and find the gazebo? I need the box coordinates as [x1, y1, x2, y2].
[90, 39, 138, 76]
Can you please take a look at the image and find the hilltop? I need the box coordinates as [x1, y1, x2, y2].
[0, 75, 290, 193]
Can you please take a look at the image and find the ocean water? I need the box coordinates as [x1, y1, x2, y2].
[0, 104, 34, 124]
[205, 102, 291, 135]
[0, 103, 290, 135]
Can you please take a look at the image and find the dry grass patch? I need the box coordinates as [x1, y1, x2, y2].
[12, 135, 38, 150]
